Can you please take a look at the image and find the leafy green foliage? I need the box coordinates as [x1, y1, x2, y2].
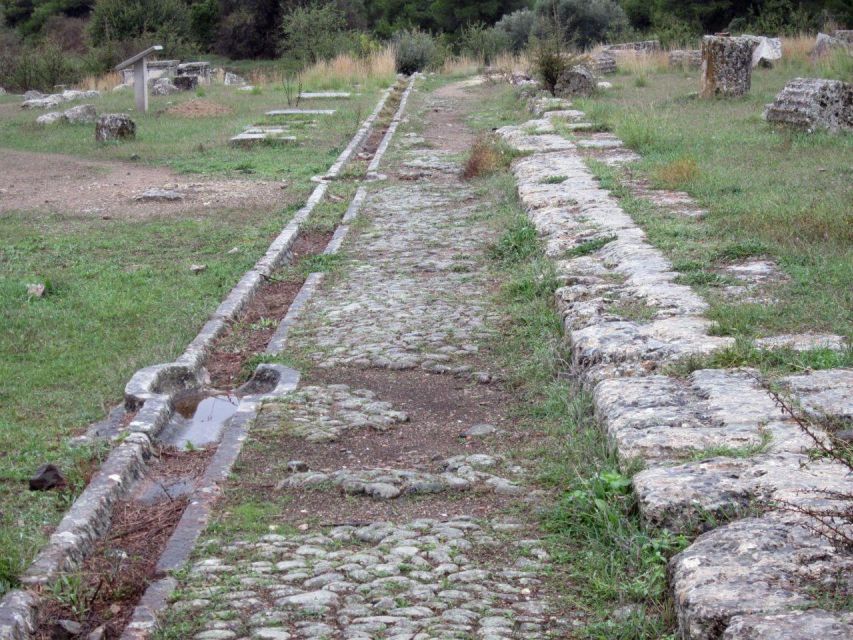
[281, 3, 350, 65]
[534, 0, 629, 49]
[87, 0, 191, 50]
[393, 29, 438, 75]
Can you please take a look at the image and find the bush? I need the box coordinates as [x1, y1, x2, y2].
[463, 135, 521, 179]
[0, 40, 80, 92]
[281, 3, 349, 65]
[496, 9, 535, 53]
[216, 0, 281, 59]
[88, 0, 192, 53]
[459, 22, 511, 65]
[190, 0, 220, 50]
[534, 0, 628, 49]
[394, 29, 438, 75]
[532, 38, 567, 95]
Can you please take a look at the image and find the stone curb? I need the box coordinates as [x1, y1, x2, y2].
[499, 97, 853, 639]
[0, 80, 403, 640]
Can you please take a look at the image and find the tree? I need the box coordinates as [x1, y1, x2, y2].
[281, 3, 348, 64]
[88, 0, 191, 48]
[216, 0, 282, 59]
[535, 0, 628, 49]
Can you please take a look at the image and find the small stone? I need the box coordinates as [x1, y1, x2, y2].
[36, 112, 62, 125]
[87, 627, 106, 640]
[287, 460, 308, 473]
[190, 264, 207, 274]
[29, 463, 65, 490]
[52, 620, 82, 638]
[26, 283, 46, 298]
[252, 629, 291, 640]
[364, 482, 401, 499]
[461, 423, 498, 438]
[135, 188, 182, 202]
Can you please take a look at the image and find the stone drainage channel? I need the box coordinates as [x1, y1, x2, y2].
[0, 75, 417, 640]
[499, 95, 853, 639]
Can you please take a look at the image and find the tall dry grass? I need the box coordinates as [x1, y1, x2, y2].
[76, 70, 122, 91]
[441, 55, 480, 77]
[612, 50, 671, 75]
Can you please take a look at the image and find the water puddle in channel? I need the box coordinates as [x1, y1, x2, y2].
[159, 390, 239, 450]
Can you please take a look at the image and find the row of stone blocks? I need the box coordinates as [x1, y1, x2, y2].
[498, 107, 852, 638]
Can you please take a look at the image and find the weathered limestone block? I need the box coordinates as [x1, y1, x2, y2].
[764, 77, 853, 134]
[701, 35, 756, 98]
[36, 111, 62, 125]
[723, 610, 853, 639]
[749, 36, 782, 67]
[62, 103, 97, 124]
[177, 61, 212, 85]
[173, 75, 198, 91]
[781, 368, 853, 418]
[150, 77, 179, 96]
[633, 452, 850, 532]
[95, 114, 136, 142]
[554, 65, 596, 98]
[669, 49, 702, 69]
[589, 52, 616, 75]
[670, 515, 853, 640]
[607, 40, 660, 52]
[833, 30, 853, 44]
[812, 32, 851, 58]
[224, 72, 246, 86]
[593, 369, 813, 467]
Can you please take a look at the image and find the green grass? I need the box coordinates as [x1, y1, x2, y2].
[0, 206, 294, 593]
[575, 61, 852, 341]
[481, 170, 684, 639]
[0, 72, 398, 593]
[0, 82, 388, 180]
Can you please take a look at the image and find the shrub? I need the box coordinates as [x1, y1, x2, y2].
[281, 3, 349, 65]
[459, 22, 511, 65]
[496, 9, 536, 53]
[0, 40, 80, 92]
[216, 0, 281, 59]
[463, 135, 520, 180]
[532, 38, 567, 95]
[394, 29, 438, 75]
[190, 0, 220, 50]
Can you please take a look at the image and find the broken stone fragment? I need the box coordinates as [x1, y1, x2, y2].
[62, 104, 97, 124]
[29, 463, 65, 490]
[189, 264, 207, 274]
[764, 77, 852, 134]
[287, 460, 308, 473]
[461, 423, 498, 438]
[36, 111, 62, 125]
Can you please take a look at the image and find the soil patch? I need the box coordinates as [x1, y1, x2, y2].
[165, 99, 234, 118]
[0, 149, 289, 220]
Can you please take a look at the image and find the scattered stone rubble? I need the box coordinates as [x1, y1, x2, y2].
[499, 93, 853, 639]
[21, 89, 100, 109]
[701, 35, 755, 98]
[764, 77, 853, 134]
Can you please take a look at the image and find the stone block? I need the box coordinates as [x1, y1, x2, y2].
[669, 49, 702, 69]
[150, 77, 179, 96]
[589, 52, 616, 74]
[62, 103, 97, 124]
[95, 113, 136, 142]
[554, 65, 596, 98]
[173, 75, 198, 91]
[764, 77, 852, 134]
[701, 35, 755, 98]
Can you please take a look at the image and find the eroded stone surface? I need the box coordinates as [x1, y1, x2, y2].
[701, 35, 755, 98]
[670, 515, 853, 640]
[723, 610, 853, 639]
[764, 77, 853, 134]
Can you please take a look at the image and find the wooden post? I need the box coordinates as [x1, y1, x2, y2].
[134, 58, 148, 113]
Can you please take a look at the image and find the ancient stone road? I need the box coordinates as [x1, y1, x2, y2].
[158, 80, 853, 640]
[160, 81, 571, 639]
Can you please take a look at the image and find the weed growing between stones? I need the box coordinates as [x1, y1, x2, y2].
[481, 172, 687, 638]
[462, 134, 525, 180]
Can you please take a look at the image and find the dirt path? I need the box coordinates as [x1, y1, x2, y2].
[158, 79, 574, 638]
[0, 148, 289, 219]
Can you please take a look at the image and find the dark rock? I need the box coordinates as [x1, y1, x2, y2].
[554, 65, 596, 98]
[95, 114, 135, 142]
[173, 75, 198, 92]
[51, 619, 82, 639]
[287, 460, 309, 473]
[29, 463, 65, 491]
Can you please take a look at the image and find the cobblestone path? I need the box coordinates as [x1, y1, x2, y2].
[158, 81, 573, 639]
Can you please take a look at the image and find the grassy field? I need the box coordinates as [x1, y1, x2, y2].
[0, 68, 395, 595]
[574, 53, 853, 342]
